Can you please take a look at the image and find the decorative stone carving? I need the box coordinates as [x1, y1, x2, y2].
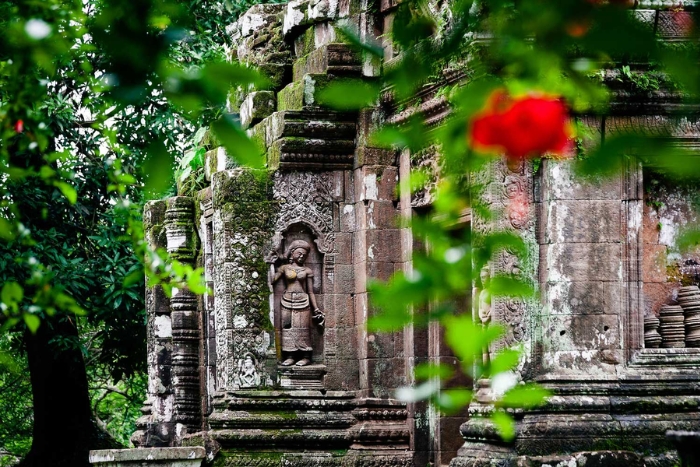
[211, 169, 276, 391]
[473, 159, 534, 353]
[271, 171, 335, 253]
[678, 286, 700, 348]
[270, 239, 325, 366]
[235, 352, 261, 388]
[660, 305, 686, 348]
[644, 314, 662, 348]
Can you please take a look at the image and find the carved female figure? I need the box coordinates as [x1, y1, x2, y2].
[270, 240, 324, 366]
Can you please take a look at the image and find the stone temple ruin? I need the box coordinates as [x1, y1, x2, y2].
[90, 1, 700, 466]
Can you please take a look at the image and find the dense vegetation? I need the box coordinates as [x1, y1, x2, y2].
[0, 1, 267, 464]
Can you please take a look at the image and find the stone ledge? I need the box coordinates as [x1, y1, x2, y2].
[89, 447, 205, 466]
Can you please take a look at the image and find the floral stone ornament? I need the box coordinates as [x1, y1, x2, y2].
[469, 91, 573, 161]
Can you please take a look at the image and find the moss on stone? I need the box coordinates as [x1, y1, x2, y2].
[277, 81, 305, 111]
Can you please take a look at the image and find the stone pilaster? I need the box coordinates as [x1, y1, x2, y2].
[165, 197, 202, 439]
[211, 168, 276, 392]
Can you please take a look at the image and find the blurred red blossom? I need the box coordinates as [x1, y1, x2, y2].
[14, 119, 24, 133]
[469, 91, 573, 161]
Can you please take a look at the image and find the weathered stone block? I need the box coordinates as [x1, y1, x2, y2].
[354, 165, 399, 202]
[543, 160, 622, 201]
[321, 293, 354, 328]
[365, 331, 395, 359]
[277, 73, 332, 111]
[544, 200, 621, 244]
[324, 358, 360, 390]
[539, 349, 621, 375]
[89, 447, 206, 467]
[355, 200, 399, 230]
[240, 91, 276, 129]
[536, 314, 621, 352]
[642, 244, 669, 283]
[366, 260, 396, 282]
[354, 292, 369, 327]
[353, 260, 368, 294]
[365, 229, 403, 263]
[211, 168, 272, 208]
[352, 227, 367, 263]
[355, 146, 397, 167]
[335, 327, 358, 359]
[333, 232, 353, 264]
[293, 43, 360, 82]
[332, 263, 355, 294]
[361, 357, 407, 396]
[545, 281, 621, 315]
[144, 200, 167, 231]
[541, 243, 622, 283]
[283, 0, 311, 35]
[340, 203, 356, 232]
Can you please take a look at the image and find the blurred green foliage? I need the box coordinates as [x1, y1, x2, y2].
[0, 0, 267, 459]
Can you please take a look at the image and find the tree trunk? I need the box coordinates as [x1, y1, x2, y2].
[20, 317, 94, 467]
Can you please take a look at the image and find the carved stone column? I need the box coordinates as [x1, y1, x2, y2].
[165, 197, 202, 439]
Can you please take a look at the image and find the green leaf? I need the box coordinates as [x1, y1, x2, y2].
[414, 362, 454, 381]
[317, 79, 380, 110]
[54, 181, 77, 204]
[142, 139, 175, 198]
[489, 276, 535, 299]
[0, 218, 18, 242]
[489, 348, 520, 375]
[202, 62, 269, 90]
[23, 313, 41, 333]
[498, 384, 550, 409]
[1, 282, 24, 305]
[436, 389, 473, 413]
[443, 315, 505, 367]
[123, 268, 144, 288]
[193, 127, 208, 145]
[491, 411, 515, 442]
[395, 380, 440, 402]
[336, 26, 384, 58]
[178, 165, 193, 182]
[211, 115, 264, 169]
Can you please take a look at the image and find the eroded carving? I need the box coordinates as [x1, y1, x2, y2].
[235, 352, 262, 388]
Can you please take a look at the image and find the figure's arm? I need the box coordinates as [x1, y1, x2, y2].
[307, 274, 324, 326]
[270, 265, 284, 285]
[307, 274, 319, 310]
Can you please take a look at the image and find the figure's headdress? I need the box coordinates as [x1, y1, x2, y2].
[286, 239, 311, 260]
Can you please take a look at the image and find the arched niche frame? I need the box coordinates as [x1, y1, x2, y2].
[265, 221, 333, 364]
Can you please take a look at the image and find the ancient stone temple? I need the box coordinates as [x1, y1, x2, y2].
[89, 1, 700, 466]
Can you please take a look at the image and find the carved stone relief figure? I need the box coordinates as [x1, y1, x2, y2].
[235, 352, 261, 388]
[270, 239, 325, 366]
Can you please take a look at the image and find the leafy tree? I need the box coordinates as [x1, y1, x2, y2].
[0, 0, 264, 465]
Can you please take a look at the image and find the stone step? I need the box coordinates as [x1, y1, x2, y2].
[293, 43, 361, 82]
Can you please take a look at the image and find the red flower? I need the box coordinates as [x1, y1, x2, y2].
[14, 119, 24, 133]
[470, 92, 572, 160]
